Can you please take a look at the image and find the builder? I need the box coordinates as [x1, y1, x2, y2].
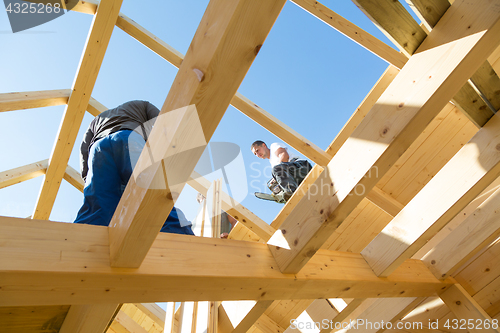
[251, 140, 312, 203]
[74, 100, 194, 235]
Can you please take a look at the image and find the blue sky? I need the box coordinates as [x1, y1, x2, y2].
[0, 0, 399, 225]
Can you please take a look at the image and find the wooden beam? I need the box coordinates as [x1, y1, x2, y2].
[440, 284, 499, 333]
[116, 13, 183, 68]
[0, 159, 48, 189]
[188, 171, 275, 242]
[351, 0, 426, 57]
[108, 0, 286, 268]
[0, 89, 71, 112]
[406, 0, 450, 31]
[64, 165, 85, 193]
[32, 0, 123, 220]
[87, 96, 108, 117]
[362, 111, 500, 277]
[406, 0, 500, 126]
[324, 65, 399, 158]
[271, 164, 324, 229]
[232, 301, 274, 333]
[365, 186, 404, 217]
[59, 303, 120, 333]
[339, 298, 418, 333]
[230, 93, 331, 166]
[110, 310, 149, 333]
[254, 313, 285, 333]
[0, 217, 453, 306]
[291, 0, 407, 69]
[68, 1, 326, 170]
[268, 0, 500, 274]
[422, 183, 500, 279]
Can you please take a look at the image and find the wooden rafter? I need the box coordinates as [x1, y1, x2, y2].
[354, 0, 500, 127]
[0, 89, 71, 112]
[64, 0, 328, 167]
[32, 0, 124, 220]
[267, 0, 500, 274]
[0, 217, 453, 307]
[0, 159, 48, 189]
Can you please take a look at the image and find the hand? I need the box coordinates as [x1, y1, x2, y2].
[220, 232, 229, 239]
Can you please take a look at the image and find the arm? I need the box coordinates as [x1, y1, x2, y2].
[275, 147, 290, 163]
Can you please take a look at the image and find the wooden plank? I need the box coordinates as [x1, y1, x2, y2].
[362, 111, 500, 277]
[232, 301, 274, 333]
[320, 299, 375, 333]
[0, 305, 69, 333]
[87, 96, 108, 117]
[254, 313, 286, 333]
[266, 300, 314, 330]
[0, 89, 71, 112]
[422, 184, 500, 279]
[406, 0, 449, 31]
[0, 159, 48, 189]
[116, 13, 183, 68]
[407, 0, 498, 126]
[306, 299, 338, 325]
[268, 0, 500, 274]
[64, 0, 98, 14]
[32, 0, 124, 220]
[111, 310, 149, 333]
[324, 65, 399, 158]
[490, 45, 500, 77]
[365, 186, 404, 217]
[270, 164, 324, 229]
[231, 93, 331, 166]
[291, 0, 407, 69]
[0, 217, 453, 306]
[440, 284, 499, 333]
[64, 164, 85, 193]
[72, 0, 325, 171]
[108, 0, 286, 268]
[341, 298, 418, 333]
[351, 0, 426, 57]
[453, 239, 500, 295]
[380, 105, 476, 206]
[59, 303, 120, 333]
[187, 170, 274, 241]
[133, 303, 166, 328]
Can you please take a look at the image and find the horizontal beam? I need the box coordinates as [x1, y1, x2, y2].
[0, 89, 71, 112]
[0, 159, 48, 189]
[0, 217, 453, 306]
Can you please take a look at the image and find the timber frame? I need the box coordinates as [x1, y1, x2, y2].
[2, 0, 500, 332]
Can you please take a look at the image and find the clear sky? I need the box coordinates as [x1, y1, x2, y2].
[0, 0, 403, 226]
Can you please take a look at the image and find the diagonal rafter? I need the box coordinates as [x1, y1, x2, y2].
[267, 0, 500, 274]
[363, 112, 500, 277]
[31, 0, 123, 220]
